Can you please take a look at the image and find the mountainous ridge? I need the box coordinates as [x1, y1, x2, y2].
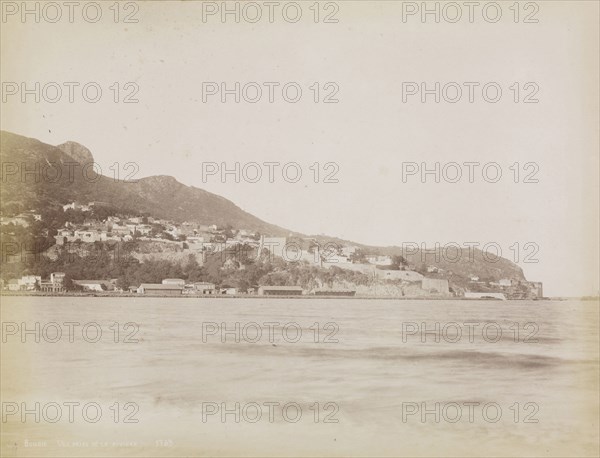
[0, 130, 529, 284]
[0, 130, 289, 236]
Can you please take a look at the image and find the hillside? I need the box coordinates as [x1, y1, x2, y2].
[1, 130, 528, 286]
[0, 131, 288, 235]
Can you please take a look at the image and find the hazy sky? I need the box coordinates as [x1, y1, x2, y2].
[1, 1, 598, 297]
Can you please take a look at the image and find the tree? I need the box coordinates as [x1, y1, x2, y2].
[391, 255, 407, 270]
[184, 254, 203, 282]
[116, 276, 130, 291]
[62, 273, 75, 291]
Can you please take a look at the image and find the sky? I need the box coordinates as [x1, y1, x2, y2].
[1, 1, 598, 297]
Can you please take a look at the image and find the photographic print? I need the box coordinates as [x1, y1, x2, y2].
[1, 1, 599, 456]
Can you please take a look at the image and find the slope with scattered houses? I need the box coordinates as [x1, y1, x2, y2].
[2, 200, 544, 299]
[0, 131, 544, 299]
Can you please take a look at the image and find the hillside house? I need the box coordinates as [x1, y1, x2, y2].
[111, 224, 131, 236]
[74, 230, 101, 243]
[366, 255, 393, 266]
[202, 242, 224, 253]
[51, 272, 65, 284]
[136, 225, 152, 236]
[63, 202, 92, 212]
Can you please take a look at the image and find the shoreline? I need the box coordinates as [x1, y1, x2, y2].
[0, 292, 569, 300]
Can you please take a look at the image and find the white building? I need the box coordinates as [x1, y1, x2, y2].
[51, 272, 65, 284]
[18, 275, 41, 290]
[63, 202, 92, 212]
[74, 230, 101, 243]
[366, 255, 393, 266]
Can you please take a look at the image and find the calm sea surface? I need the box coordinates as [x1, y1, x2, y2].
[1, 297, 598, 457]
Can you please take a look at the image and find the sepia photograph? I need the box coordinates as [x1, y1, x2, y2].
[0, 1, 599, 456]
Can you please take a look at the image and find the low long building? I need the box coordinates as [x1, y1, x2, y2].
[258, 286, 304, 296]
[137, 283, 183, 295]
[313, 288, 356, 297]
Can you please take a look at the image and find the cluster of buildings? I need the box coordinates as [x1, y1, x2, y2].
[136, 279, 219, 295]
[1, 202, 543, 299]
[4, 272, 66, 293]
[0, 210, 42, 227]
[52, 203, 265, 253]
[132, 282, 352, 297]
